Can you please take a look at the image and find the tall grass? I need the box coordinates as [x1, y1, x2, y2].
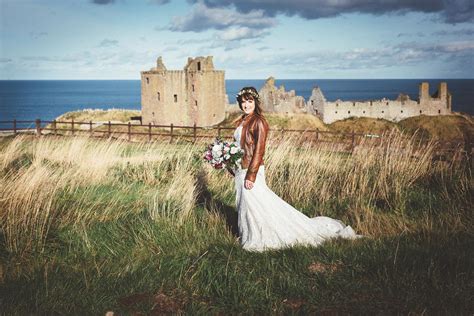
[0, 133, 472, 314]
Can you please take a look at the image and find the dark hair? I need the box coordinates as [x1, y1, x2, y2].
[236, 86, 263, 116]
[234, 86, 264, 126]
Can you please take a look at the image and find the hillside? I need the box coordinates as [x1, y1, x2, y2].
[54, 110, 473, 144]
[221, 112, 329, 131]
[398, 114, 474, 143]
[55, 109, 141, 123]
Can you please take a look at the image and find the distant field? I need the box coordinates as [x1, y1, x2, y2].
[0, 131, 472, 314]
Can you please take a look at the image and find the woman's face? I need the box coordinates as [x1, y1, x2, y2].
[241, 96, 255, 115]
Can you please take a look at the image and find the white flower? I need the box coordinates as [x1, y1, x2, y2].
[224, 153, 230, 160]
[230, 146, 238, 154]
[212, 144, 221, 152]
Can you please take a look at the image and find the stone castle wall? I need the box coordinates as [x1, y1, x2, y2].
[259, 77, 306, 114]
[141, 56, 226, 127]
[308, 82, 452, 124]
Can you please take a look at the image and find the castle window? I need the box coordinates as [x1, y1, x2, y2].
[311, 100, 314, 105]
[353, 102, 355, 106]
[197, 62, 201, 71]
[370, 101, 373, 106]
[152, 112, 155, 117]
[315, 110, 319, 114]
[336, 103, 339, 107]
[195, 100, 198, 106]
[420, 110, 422, 114]
[382, 111, 384, 113]
[386, 102, 389, 105]
[174, 94, 178, 102]
[157, 92, 160, 101]
[401, 110, 403, 113]
[213, 114, 216, 117]
[192, 84, 195, 92]
[335, 111, 338, 114]
[146, 77, 149, 84]
[438, 109, 441, 114]
[348, 111, 350, 114]
[363, 111, 365, 114]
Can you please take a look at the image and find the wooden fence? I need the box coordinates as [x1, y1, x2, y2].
[0, 118, 366, 150]
[0, 119, 471, 157]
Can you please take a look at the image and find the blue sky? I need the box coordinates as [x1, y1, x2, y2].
[0, 0, 473, 79]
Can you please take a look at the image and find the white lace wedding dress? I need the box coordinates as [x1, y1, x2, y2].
[233, 124, 360, 252]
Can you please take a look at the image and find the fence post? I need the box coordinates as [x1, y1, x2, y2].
[13, 119, 17, 135]
[89, 121, 93, 137]
[108, 121, 111, 138]
[148, 123, 152, 142]
[193, 122, 197, 143]
[170, 123, 174, 144]
[351, 130, 355, 153]
[315, 128, 319, 144]
[53, 119, 57, 136]
[217, 125, 221, 138]
[35, 119, 41, 137]
[71, 118, 75, 136]
[128, 122, 131, 141]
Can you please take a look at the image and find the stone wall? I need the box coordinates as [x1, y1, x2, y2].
[308, 82, 452, 124]
[141, 56, 226, 127]
[259, 77, 306, 114]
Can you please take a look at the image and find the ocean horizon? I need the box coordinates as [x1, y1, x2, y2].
[1, 79, 472, 128]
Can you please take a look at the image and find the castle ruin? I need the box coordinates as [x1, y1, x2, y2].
[226, 78, 451, 124]
[141, 56, 226, 126]
[307, 82, 452, 124]
[259, 77, 306, 114]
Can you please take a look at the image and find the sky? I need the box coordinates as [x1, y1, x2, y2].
[0, 0, 473, 79]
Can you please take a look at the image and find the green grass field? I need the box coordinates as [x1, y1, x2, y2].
[0, 133, 472, 314]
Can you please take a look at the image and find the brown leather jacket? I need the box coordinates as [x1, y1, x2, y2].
[238, 113, 269, 183]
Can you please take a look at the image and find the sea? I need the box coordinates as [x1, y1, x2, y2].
[1, 79, 472, 129]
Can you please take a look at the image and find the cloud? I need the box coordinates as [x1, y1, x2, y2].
[98, 39, 119, 47]
[29, 31, 48, 39]
[168, 2, 277, 32]
[432, 28, 474, 36]
[0, 58, 13, 63]
[91, 0, 115, 4]
[397, 32, 425, 38]
[147, 0, 171, 4]
[217, 27, 269, 41]
[190, 0, 474, 24]
[220, 39, 474, 76]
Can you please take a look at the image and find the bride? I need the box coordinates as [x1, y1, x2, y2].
[230, 86, 360, 252]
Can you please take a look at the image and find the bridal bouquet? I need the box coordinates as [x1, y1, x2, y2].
[203, 137, 244, 170]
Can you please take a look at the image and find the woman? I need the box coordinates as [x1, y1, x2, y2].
[232, 87, 360, 252]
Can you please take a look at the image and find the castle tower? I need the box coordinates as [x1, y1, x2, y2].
[306, 86, 326, 116]
[155, 57, 166, 71]
[184, 56, 226, 125]
[438, 82, 447, 99]
[419, 82, 430, 102]
[435, 82, 451, 110]
[140, 56, 226, 127]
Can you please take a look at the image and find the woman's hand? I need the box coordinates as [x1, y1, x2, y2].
[244, 180, 254, 190]
[226, 166, 235, 177]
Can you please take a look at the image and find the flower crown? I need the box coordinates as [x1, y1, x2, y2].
[235, 88, 260, 101]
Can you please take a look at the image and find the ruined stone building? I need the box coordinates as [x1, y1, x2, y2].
[259, 77, 306, 114]
[225, 77, 307, 116]
[307, 82, 452, 124]
[141, 56, 226, 127]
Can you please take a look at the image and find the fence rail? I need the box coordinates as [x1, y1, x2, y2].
[0, 119, 471, 157]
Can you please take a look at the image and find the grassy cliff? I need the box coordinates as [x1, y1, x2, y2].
[0, 133, 472, 314]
